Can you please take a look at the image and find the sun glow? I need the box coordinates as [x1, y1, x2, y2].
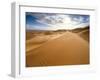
[26, 13, 89, 30]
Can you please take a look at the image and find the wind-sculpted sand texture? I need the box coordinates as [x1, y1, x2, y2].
[26, 28, 89, 67]
[26, 33, 65, 54]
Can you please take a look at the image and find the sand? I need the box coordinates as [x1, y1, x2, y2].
[26, 33, 66, 53]
[26, 31, 89, 67]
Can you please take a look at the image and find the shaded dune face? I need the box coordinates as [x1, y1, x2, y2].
[78, 29, 89, 42]
[26, 32, 89, 67]
[71, 27, 89, 42]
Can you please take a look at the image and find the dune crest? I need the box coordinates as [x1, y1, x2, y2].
[26, 31, 89, 67]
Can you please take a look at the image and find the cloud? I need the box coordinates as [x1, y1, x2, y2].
[36, 14, 72, 27]
[26, 12, 89, 30]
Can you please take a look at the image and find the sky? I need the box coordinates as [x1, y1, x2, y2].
[26, 12, 89, 30]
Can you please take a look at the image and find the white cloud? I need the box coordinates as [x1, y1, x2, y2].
[28, 13, 89, 30]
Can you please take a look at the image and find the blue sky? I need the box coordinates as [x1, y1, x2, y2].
[26, 12, 89, 30]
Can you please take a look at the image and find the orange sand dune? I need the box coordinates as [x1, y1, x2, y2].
[26, 31, 89, 67]
[26, 33, 65, 53]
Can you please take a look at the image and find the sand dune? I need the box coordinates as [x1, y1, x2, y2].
[26, 33, 66, 53]
[26, 31, 89, 67]
[71, 27, 89, 42]
[78, 29, 89, 42]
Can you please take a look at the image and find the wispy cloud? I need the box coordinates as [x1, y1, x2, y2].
[26, 12, 89, 30]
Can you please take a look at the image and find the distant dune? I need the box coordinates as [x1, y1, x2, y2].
[78, 29, 89, 42]
[26, 29, 89, 67]
[71, 26, 89, 42]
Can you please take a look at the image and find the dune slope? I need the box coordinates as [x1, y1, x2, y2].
[26, 31, 89, 67]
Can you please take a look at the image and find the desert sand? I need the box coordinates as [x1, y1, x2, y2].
[26, 27, 89, 67]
